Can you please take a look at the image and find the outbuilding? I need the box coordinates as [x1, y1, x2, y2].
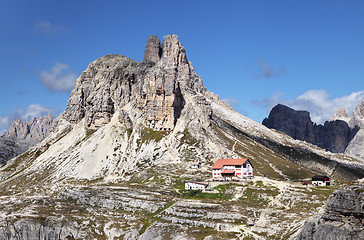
[185, 181, 208, 190]
[190, 162, 201, 169]
[312, 176, 330, 186]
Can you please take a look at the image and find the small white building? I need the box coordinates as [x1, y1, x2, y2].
[212, 158, 253, 180]
[190, 162, 201, 169]
[312, 176, 330, 186]
[185, 181, 208, 190]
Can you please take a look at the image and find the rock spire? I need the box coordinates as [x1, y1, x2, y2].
[142, 35, 161, 63]
[63, 34, 206, 131]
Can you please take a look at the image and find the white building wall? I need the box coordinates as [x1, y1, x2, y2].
[212, 162, 254, 179]
[185, 182, 207, 190]
[312, 181, 329, 186]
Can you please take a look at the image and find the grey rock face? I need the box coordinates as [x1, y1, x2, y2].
[0, 114, 54, 166]
[63, 35, 207, 131]
[263, 104, 358, 153]
[296, 183, 364, 240]
[262, 104, 316, 143]
[314, 120, 359, 153]
[142, 35, 161, 64]
[344, 101, 364, 162]
[330, 107, 350, 123]
[345, 129, 364, 162]
[349, 101, 364, 129]
[0, 218, 83, 240]
[3, 113, 54, 142]
[0, 137, 33, 166]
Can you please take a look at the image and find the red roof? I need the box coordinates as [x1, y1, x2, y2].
[212, 158, 249, 169]
[221, 169, 235, 174]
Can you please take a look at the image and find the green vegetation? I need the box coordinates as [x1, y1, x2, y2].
[125, 127, 133, 137]
[181, 183, 238, 200]
[140, 127, 167, 143]
[139, 201, 175, 235]
[85, 128, 97, 139]
[182, 189, 226, 200]
[180, 127, 199, 146]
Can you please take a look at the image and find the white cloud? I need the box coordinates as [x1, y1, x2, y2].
[22, 104, 55, 120]
[40, 63, 77, 92]
[34, 21, 63, 35]
[290, 90, 364, 124]
[222, 97, 248, 116]
[0, 104, 57, 134]
[222, 98, 239, 107]
[254, 61, 286, 79]
[253, 90, 364, 124]
[0, 116, 11, 135]
[251, 92, 283, 111]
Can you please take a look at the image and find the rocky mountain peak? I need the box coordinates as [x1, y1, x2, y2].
[142, 35, 161, 64]
[142, 34, 188, 66]
[330, 107, 350, 123]
[262, 104, 315, 143]
[349, 100, 364, 128]
[160, 34, 188, 66]
[63, 34, 207, 131]
[2, 114, 54, 142]
[263, 104, 359, 154]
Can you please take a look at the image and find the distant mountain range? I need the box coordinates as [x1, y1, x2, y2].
[262, 102, 364, 162]
[0, 114, 54, 166]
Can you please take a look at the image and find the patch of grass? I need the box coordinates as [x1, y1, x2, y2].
[125, 127, 133, 137]
[139, 201, 175, 235]
[180, 127, 199, 146]
[255, 180, 264, 187]
[140, 127, 167, 143]
[182, 184, 238, 200]
[239, 186, 279, 207]
[85, 128, 97, 140]
[182, 190, 225, 200]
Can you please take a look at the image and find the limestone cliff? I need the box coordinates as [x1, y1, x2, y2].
[3, 113, 54, 142]
[0, 137, 33, 166]
[330, 107, 351, 123]
[63, 34, 206, 132]
[263, 104, 359, 154]
[262, 104, 316, 143]
[0, 114, 54, 166]
[345, 101, 364, 161]
[296, 183, 364, 240]
[2, 35, 364, 183]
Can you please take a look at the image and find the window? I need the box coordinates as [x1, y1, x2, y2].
[243, 164, 247, 168]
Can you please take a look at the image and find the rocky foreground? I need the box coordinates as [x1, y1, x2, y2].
[297, 182, 364, 240]
[0, 175, 353, 239]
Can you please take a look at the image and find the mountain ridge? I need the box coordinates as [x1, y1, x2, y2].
[262, 104, 362, 156]
[0, 114, 54, 166]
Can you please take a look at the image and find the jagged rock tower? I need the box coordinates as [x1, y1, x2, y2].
[64, 35, 208, 132]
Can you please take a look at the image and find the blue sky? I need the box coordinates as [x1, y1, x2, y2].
[1, 0, 364, 132]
